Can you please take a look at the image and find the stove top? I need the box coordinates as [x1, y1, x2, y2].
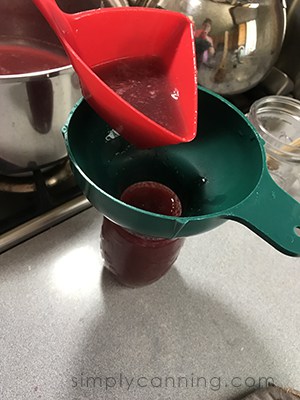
[0, 159, 91, 253]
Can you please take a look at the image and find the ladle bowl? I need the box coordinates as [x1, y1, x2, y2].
[32, 0, 198, 148]
[63, 87, 300, 256]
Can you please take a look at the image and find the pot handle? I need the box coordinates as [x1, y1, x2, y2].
[228, 171, 300, 256]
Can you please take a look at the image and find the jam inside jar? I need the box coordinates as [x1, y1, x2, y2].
[100, 181, 185, 287]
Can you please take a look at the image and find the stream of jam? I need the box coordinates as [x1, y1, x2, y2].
[93, 56, 185, 134]
[100, 182, 185, 287]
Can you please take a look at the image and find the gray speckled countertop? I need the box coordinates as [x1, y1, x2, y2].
[0, 207, 299, 400]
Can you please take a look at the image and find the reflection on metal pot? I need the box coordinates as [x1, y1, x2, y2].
[144, 0, 287, 95]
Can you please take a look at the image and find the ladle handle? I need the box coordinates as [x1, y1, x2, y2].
[228, 171, 300, 256]
[32, 0, 76, 47]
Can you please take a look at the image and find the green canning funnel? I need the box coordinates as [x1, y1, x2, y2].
[63, 87, 300, 256]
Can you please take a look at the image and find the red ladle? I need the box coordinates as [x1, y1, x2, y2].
[32, 0, 198, 148]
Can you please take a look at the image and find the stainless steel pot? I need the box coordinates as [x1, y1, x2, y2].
[138, 0, 287, 96]
[0, 0, 99, 175]
[276, 0, 300, 99]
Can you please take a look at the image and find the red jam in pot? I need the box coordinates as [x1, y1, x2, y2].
[0, 44, 69, 75]
[100, 181, 185, 287]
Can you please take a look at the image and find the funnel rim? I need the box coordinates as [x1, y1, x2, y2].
[66, 146, 266, 224]
[64, 87, 268, 224]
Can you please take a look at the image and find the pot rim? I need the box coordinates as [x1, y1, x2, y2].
[0, 64, 74, 83]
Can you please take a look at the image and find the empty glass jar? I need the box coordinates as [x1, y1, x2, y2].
[248, 96, 300, 203]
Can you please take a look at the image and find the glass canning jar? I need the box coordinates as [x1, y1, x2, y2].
[100, 181, 185, 287]
[248, 96, 300, 202]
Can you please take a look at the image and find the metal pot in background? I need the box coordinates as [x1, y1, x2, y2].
[0, 0, 100, 176]
[137, 0, 287, 96]
[276, 0, 300, 99]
